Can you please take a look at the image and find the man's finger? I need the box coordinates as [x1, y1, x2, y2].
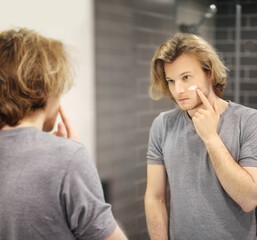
[197, 108, 207, 114]
[59, 105, 76, 137]
[213, 100, 219, 115]
[196, 89, 212, 110]
[57, 122, 67, 137]
[59, 105, 71, 132]
[58, 105, 79, 141]
[194, 112, 201, 118]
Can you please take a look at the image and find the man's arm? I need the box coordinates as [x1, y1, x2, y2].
[105, 225, 127, 240]
[145, 164, 169, 240]
[203, 135, 257, 212]
[193, 89, 257, 212]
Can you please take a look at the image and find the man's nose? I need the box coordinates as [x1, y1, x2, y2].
[175, 81, 186, 94]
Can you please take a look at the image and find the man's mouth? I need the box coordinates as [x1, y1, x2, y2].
[178, 98, 189, 102]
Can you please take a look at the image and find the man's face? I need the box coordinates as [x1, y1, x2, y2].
[43, 97, 60, 132]
[164, 54, 212, 111]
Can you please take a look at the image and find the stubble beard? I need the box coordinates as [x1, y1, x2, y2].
[176, 87, 210, 112]
[187, 87, 211, 116]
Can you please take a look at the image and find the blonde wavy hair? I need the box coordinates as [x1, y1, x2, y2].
[150, 33, 228, 100]
[0, 28, 73, 128]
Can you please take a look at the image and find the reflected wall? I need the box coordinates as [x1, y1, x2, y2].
[215, 0, 257, 108]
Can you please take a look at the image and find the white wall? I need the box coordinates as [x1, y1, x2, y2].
[0, 0, 96, 158]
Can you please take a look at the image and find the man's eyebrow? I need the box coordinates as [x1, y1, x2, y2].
[180, 71, 191, 76]
[165, 77, 173, 81]
[165, 71, 191, 80]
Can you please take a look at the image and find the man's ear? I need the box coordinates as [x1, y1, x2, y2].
[205, 70, 212, 85]
[204, 69, 211, 79]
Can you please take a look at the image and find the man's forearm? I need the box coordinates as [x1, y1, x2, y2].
[204, 134, 257, 212]
[145, 198, 169, 240]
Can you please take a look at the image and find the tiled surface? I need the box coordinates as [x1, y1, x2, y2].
[215, 0, 257, 228]
[215, 0, 257, 109]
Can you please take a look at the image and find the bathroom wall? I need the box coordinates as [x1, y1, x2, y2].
[215, 0, 257, 232]
[94, 0, 214, 238]
[215, 0, 257, 108]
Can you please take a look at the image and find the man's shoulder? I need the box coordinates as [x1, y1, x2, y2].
[160, 107, 181, 117]
[16, 127, 88, 165]
[153, 107, 183, 125]
[0, 127, 92, 179]
[41, 130, 84, 149]
[38, 130, 87, 159]
[224, 102, 257, 132]
[228, 101, 257, 119]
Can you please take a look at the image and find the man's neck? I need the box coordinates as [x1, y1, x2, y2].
[1, 110, 45, 131]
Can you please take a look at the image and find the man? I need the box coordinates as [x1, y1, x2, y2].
[0, 28, 127, 240]
[145, 33, 257, 240]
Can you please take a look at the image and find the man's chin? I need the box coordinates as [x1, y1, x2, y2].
[177, 103, 195, 111]
[42, 126, 54, 132]
[42, 121, 55, 132]
[176, 101, 202, 112]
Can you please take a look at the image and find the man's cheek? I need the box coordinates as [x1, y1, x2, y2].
[188, 85, 197, 91]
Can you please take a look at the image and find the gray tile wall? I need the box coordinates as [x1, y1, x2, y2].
[215, 0, 257, 108]
[95, 0, 214, 238]
[215, 0, 257, 233]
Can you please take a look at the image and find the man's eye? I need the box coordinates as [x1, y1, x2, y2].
[183, 75, 190, 80]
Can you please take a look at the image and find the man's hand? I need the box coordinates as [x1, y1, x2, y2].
[53, 105, 79, 141]
[192, 89, 220, 143]
[193, 90, 257, 212]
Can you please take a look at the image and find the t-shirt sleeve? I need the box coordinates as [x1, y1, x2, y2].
[146, 114, 165, 165]
[239, 113, 257, 167]
[61, 147, 117, 240]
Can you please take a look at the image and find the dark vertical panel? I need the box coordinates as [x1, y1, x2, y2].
[215, 0, 257, 109]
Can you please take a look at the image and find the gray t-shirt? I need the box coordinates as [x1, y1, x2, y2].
[0, 127, 116, 240]
[147, 101, 257, 240]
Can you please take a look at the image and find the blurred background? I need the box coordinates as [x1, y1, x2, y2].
[1, 0, 257, 239]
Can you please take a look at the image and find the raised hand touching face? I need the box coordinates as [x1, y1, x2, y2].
[192, 89, 220, 143]
[53, 105, 79, 141]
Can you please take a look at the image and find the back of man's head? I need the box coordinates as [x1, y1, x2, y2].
[0, 28, 73, 129]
